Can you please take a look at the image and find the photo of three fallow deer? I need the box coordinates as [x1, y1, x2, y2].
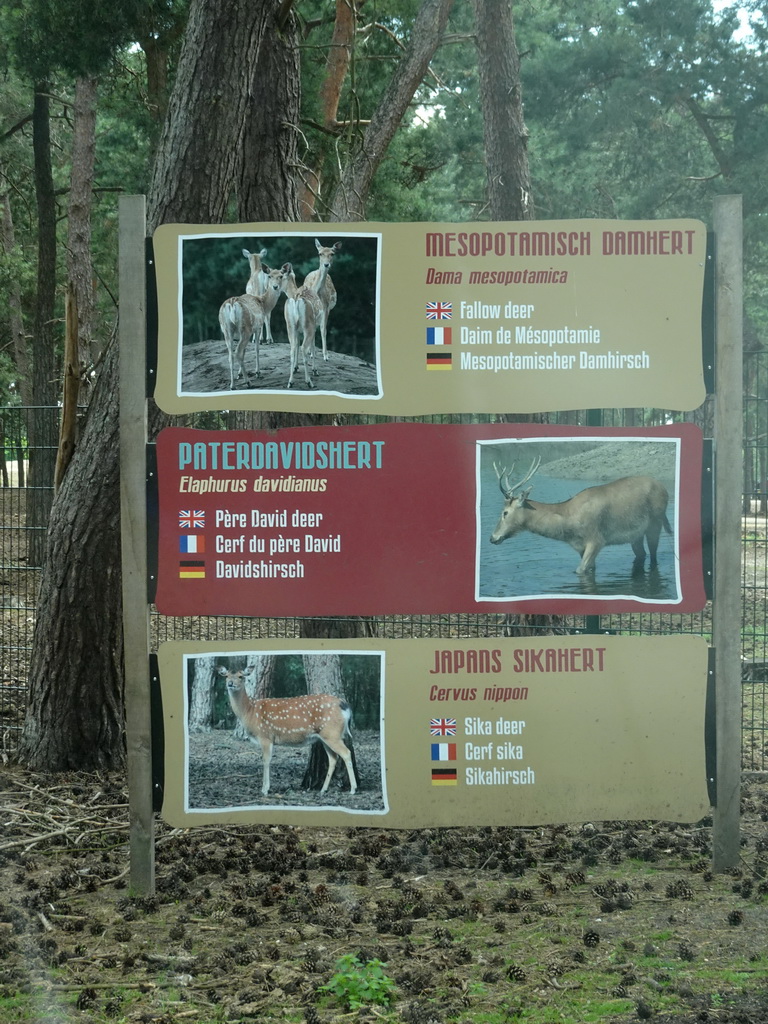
[180, 233, 379, 398]
[219, 239, 342, 391]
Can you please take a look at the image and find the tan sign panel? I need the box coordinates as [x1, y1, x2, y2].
[152, 219, 707, 415]
[158, 636, 709, 829]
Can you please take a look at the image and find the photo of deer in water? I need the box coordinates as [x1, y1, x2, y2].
[476, 438, 681, 602]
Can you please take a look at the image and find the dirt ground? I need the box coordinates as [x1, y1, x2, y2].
[180, 338, 379, 396]
[188, 730, 385, 812]
[1, 764, 768, 1024]
[2, 458, 768, 1021]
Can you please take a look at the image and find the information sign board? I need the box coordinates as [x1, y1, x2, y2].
[155, 422, 706, 617]
[158, 636, 709, 829]
[152, 219, 707, 415]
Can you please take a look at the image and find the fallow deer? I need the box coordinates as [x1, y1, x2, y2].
[218, 294, 265, 390]
[302, 239, 342, 361]
[279, 262, 322, 389]
[242, 248, 282, 344]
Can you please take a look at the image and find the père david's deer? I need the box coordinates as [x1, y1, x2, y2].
[218, 665, 357, 796]
[218, 294, 265, 390]
[490, 457, 672, 575]
[302, 239, 342, 362]
[242, 248, 282, 344]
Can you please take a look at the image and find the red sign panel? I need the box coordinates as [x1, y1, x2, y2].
[155, 423, 706, 616]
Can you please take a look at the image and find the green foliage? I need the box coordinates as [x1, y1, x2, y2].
[1, 0, 186, 81]
[1, 0, 768, 406]
[318, 953, 397, 1010]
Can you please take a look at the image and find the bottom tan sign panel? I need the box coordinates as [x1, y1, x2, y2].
[158, 636, 709, 828]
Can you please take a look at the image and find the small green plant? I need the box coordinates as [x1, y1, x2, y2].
[318, 953, 397, 1010]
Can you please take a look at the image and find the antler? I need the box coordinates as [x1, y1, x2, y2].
[494, 456, 541, 499]
[494, 461, 515, 499]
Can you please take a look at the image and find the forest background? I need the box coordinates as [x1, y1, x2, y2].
[0, 0, 766, 769]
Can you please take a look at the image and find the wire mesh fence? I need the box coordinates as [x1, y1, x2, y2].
[1, 401, 766, 771]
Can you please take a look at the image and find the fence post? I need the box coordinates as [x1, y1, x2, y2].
[119, 195, 155, 894]
[712, 194, 743, 870]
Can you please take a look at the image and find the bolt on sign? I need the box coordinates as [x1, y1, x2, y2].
[157, 636, 709, 829]
[151, 219, 707, 416]
[155, 422, 707, 618]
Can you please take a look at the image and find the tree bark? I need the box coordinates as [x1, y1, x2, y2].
[27, 83, 59, 568]
[0, 191, 31, 403]
[148, 0, 293, 232]
[67, 76, 97, 371]
[299, 0, 362, 218]
[303, 652, 344, 698]
[56, 76, 98, 492]
[21, 0, 300, 770]
[54, 284, 80, 492]
[236, 9, 302, 222]
[471, 0, 533, 220]
[19, 341, 123, 768]
[300, 653, 358, 791]
[188, 656, 216, 732]
[329, 0, 455, 220]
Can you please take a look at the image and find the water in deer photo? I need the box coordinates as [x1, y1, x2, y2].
[476, 440, 681, 602]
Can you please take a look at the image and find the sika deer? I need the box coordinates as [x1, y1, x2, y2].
[218, 666, 357, 796]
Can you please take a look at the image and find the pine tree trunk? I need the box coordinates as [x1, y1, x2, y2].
[188, 656, 216, 732]
[19, 341, 123, 768]
[471, 0, 533, 220]
[21, 0, 301, 770]
[0, 192, 31, 403]
[300, 654, 358, 791]
[472, 1, 564, 639]
[329, 0, 455, 220]
[27, 83, 58, 568]
[67, 76, 97, 372]
[236, 12, 301, 222]
[298, 0, 361, 218]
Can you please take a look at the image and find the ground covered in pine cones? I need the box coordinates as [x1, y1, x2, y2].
[1, 766, 768, 1024]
